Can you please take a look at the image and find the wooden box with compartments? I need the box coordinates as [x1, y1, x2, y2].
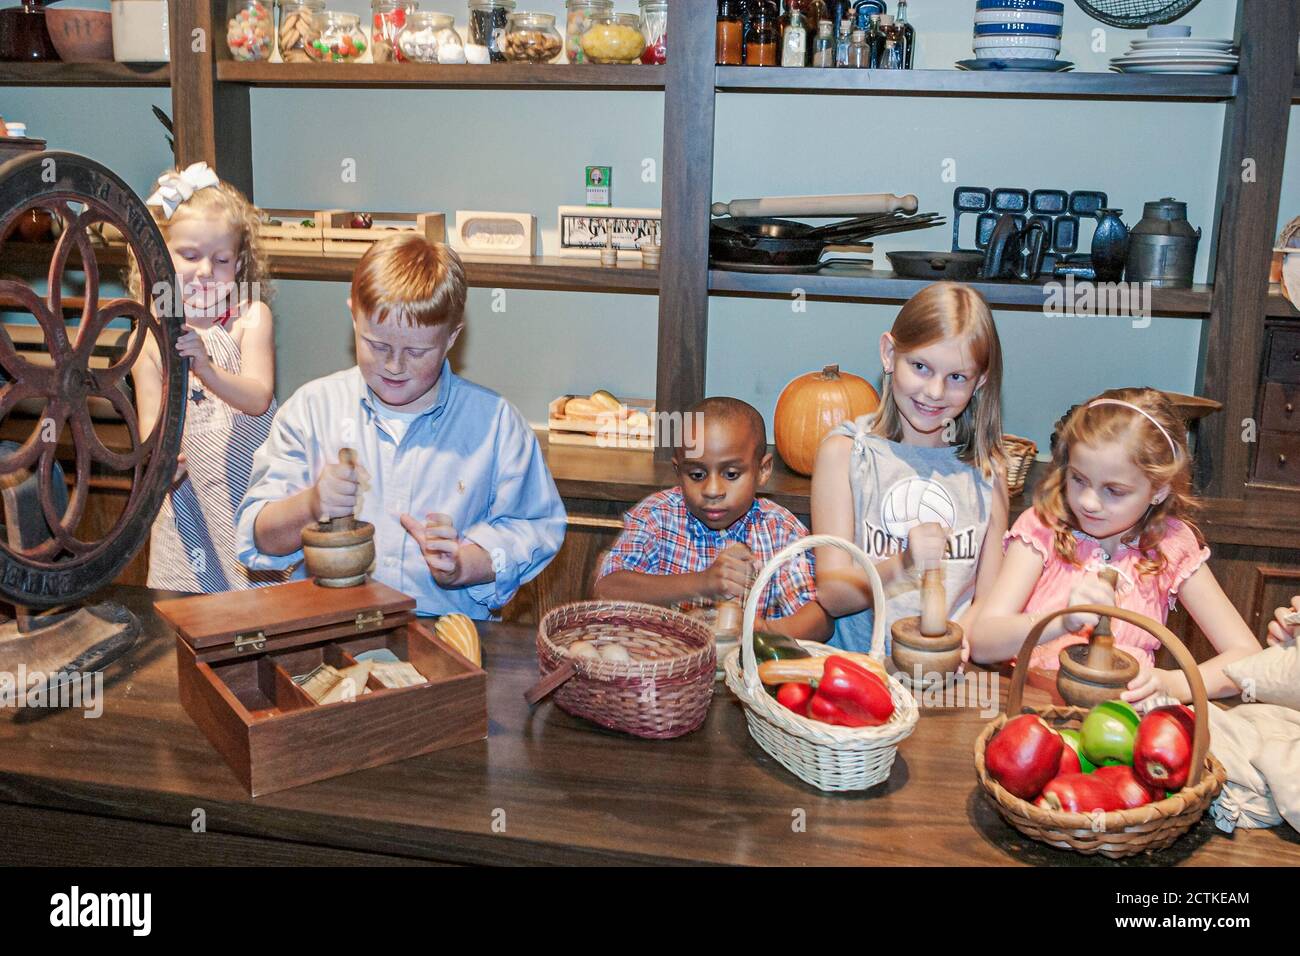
[155, 579, 487, 797]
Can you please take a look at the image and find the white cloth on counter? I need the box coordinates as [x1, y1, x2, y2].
[1139, 693, 1300, 834]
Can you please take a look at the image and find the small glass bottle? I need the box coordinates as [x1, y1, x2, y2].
[833, 16, 851, 67]
[811, 18, 834, 67]
[846, 27, 869, 68]
[863, 12, 882, 68]
[717, 0, 744, 64]
[744, 3, 778, 66]
[877, 13, 903, 69]
[780, 9, 806, 67]
[896, 0, 915, 68]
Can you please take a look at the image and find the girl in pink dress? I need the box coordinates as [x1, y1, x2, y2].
[970, 387, 1258, 704]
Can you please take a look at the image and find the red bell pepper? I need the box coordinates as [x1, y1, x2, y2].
[1036, 773, 1128, 814]
[806, 656, 894, 727]
[1092, 765, 1162, 809]
[776, 682, 813, 717]
[1134, 704, 1196, 792]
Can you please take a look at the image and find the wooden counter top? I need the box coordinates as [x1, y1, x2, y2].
[1, 585, 1296, 867]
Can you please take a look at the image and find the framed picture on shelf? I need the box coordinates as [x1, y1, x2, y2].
[557, 206, 661, 259]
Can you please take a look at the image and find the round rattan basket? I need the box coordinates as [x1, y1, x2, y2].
[535, 601, 715, 739]
[723, 534, 919, 792]
[974, 604, 1225, 858]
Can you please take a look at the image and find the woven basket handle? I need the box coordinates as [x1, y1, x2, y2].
[740, 534, 886, 695]
[1008, 605, 1210, 789]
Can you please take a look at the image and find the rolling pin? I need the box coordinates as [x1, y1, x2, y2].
[320, 447, 357, 533]
[710, 192, 919, 219]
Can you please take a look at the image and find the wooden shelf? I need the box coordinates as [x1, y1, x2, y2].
[715, 66, 1237, 101]
[216, 61, 665, 90]
[709, 266, 1214, 315]
[271, 253, 659, 294]
[0, 244, 657, 296]
[0, 61, 170, 87]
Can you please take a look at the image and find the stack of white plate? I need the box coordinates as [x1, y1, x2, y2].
[1110, 30, 1237, 75]
[973, 0, 1064, 61]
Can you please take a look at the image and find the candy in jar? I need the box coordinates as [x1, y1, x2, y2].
[308, 11, 368, 62]
[638, 0, 666, 65]
[397, 11, 465, 64]
[469, 0, 516, 63]
[565, 0, 612, 63]
[504, 12, 563, 63]
[372, 0, 417, 63]
[579, 12, 645, 64]
[226, 0, 273, 62]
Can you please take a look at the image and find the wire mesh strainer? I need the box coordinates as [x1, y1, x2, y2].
[1073, 0, 1202, 28]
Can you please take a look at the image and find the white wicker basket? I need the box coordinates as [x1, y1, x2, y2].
[723, 534, 919, 792]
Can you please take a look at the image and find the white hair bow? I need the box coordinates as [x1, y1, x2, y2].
[145, 161, 221, 220]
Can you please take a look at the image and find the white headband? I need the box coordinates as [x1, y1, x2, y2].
[145, 162, 220, 220]
[1086, 398, 1179, 460]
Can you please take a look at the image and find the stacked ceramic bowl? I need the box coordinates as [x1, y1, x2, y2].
[1109, 25, 1237, 75]
[973, 0, 1063, 61]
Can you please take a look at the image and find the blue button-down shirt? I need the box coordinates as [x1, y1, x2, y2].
[234, 361, 566, 617]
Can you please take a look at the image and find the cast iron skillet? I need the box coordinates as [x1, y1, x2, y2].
[710, 213, 944, 269]
[886, 250, 985, 281]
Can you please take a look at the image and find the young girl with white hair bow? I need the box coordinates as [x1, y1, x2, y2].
[128, 162, 288, 592]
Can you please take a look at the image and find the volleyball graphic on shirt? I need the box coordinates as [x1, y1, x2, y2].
[880, 477, 957, 539]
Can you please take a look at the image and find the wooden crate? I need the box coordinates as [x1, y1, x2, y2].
[547, 395, 655, 451]
[156, 579, 487, 797]
[322, 210, 446, 257]
[257, 208, 330, 256]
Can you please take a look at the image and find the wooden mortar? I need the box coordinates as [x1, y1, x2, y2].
[301, 448, 375, 588]
[1056, 568, 1140, 708]
[891, 566, 964, 686]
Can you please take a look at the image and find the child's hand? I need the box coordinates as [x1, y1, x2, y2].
[1267, 597, 1300, 647]
[702, 541, 757, 602]
[312, 457, 359, 522]
[903, 521, 948, 574]
[1122, 665, 1170, 706]
[399, 512, 463, 586]
[176, 328, 212, 379]
[1062, 573, 1116, 634]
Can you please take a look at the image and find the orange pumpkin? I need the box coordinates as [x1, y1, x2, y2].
[774, 364, 879, 476]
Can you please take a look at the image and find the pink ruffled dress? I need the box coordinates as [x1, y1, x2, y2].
[1004, 509, 1210, 670]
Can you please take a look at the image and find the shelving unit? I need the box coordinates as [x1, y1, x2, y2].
[217, 60, 665, 90]
[0, 61, 170, 87]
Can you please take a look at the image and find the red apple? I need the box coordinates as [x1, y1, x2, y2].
[350, 213, 373, 229]
[1092, 765, 1162, 809]
[1036, 773, 1128, 814]
[1134, 704, 1196, 791]
[985, 714, 1064, 801]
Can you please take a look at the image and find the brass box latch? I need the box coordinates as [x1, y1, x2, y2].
[355, 610, 384, 631]
[235, 630, 267, 653]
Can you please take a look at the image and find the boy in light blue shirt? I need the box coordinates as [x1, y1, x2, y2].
[234, 235, 565, 617]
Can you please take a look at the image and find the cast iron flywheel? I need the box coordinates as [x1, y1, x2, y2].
[0, 151, 186, 608]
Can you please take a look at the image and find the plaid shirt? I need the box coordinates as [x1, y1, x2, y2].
[598, 488, 817, 619]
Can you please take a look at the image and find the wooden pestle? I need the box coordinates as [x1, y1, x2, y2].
[918, 566, 948, 637]
[321, 447, 357, 533]
[1083, 567, 1121, 671]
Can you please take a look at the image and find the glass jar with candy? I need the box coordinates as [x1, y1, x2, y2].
[372, 0, 418, 63]
[226, 0, 274, 61]
[398, 11, 466, 63]
[565, 0, 613, 63]
[504, 12, 564, 63]
[579, 12, 645, 64]
[307, 11, 368, 62]
[638, 0, 666, 64]
[278, 0, 325, 63]
[468, 0, 516, 62]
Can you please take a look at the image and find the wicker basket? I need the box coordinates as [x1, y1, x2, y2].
[535, 601, 715, 739]
[1002, 434, 1038, 499]
[723, 534, 919, 792]
[974, 604, 1226, 858]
